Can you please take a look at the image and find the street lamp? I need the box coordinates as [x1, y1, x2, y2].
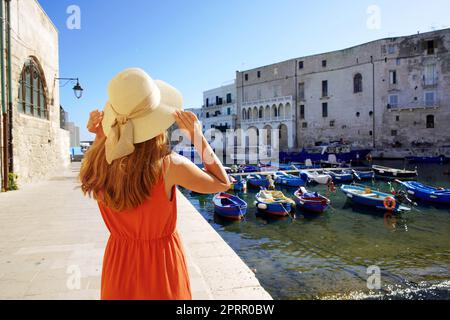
[55, 77, 84, 99]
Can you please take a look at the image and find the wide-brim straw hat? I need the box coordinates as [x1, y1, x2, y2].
[101, 68, 183, 164]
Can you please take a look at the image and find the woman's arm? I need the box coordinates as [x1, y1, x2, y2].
[165, 111, 231, 195]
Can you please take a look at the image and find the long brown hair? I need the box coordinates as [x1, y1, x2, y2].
[79, 133, 170, 212]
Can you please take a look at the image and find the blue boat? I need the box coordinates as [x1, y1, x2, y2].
[340, 185, 410, 213]
[397, 181, 450, 205]
[351, 169, 375, 180]
[239, 165, 259, 173]
[289, 162, 321, 170]
[325, 170, 354, 183]
[213, 193, 247, 220]
[278, 163, 295, 171]
[273, 171, 306, 188]
[255, 190, 295, 217]
[294, 187, 330, 214]
[247, 174, 271, 189]
[229, 175, 247, 192]
[405, 155, 449, 164]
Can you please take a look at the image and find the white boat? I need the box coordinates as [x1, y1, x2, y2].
[300, 170, 332, 185]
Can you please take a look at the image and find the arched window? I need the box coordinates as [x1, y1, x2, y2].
[354, 73, 363, 93]
[272, 105, 278, 118]
[426, 115, 435, 128]
[259, 107, 263, 119]
[18, 58, 48, 119]
[253, 107, 258, 119]
[242, 109, 247, 120]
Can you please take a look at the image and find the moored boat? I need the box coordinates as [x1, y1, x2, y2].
[351, 169, 375, 180]
[294, 187, 330, 214]
[290, 162, 321, 170]
[247, 174, 271, 189]
[255, 190, 295, 217]
[273, 171, 306, 188]
[300, 170, 332, 185]
[340, 185, 410, 213]
[396, 181, 450, 205]
[324, 170, 354, 183]
[372, 165, 418, 180]
[278, 163, 296, 171]
[229, 175, 247, 192]
[239, 165, 259, 173]
[213, 193, 247, 220]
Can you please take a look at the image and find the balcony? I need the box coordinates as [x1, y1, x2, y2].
[241, 115, 293, 124]
[387, 100, 440, 111]
[242, 95, 293, 108]
[422, 76, 439, 88]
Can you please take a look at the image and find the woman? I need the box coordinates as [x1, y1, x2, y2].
[80, 68, 230, 300]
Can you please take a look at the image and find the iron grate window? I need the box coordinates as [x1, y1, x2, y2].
[18, 58, 49, 120]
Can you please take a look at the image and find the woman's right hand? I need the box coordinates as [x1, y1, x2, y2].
[87, 110, 104, 134]
[174, 110, 203, 144]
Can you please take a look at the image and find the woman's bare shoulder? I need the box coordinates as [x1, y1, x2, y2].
[167, 152, 191, 168]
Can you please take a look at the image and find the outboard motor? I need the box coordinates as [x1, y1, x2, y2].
[394, 189, 417, 207]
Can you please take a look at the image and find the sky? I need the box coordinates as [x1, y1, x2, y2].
[37, 0, 450, 141]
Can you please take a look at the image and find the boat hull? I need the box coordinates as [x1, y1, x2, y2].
[213, 193, 247, 220]
[255, 191, 294, 217]
[300, 171, 331, 185]
[274, 173, 306, 188]
[326, 171, 354, 183]
[372, 166, 418, 180]
[239, 165, 259, 173]
[340, 185, 406, 213]
[399, 181, 450, 205]
[294, 192, 330, 214]
[353, 171, 375, 180]
[247, 179, 270, 189]
[256, 201, 292, 216]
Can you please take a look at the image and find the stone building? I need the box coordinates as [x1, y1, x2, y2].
[0, 0, 70, 188]
[236, 28, 450, 154]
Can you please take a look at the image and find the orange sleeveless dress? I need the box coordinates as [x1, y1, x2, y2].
[97, 180, 192, 300]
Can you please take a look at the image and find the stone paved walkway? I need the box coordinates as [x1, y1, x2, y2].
[0, 163, 271, 300]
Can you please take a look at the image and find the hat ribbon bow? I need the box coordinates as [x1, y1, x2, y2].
[105, 97, 155, 164]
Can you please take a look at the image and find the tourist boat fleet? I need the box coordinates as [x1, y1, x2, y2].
[210, 162, 450, 220]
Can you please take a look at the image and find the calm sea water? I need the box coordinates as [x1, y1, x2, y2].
[180, 160, 450, 300]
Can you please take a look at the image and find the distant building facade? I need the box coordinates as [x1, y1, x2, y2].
[201, 82, 237, 133]
[0, 0, 70, 187]
[235, 29, 450, 153]
[65, 122, 80, 148]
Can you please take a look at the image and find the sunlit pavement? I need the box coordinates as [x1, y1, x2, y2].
[0, 163, 271, 300]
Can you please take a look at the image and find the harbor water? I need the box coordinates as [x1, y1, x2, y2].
[180, 160, 450, 300]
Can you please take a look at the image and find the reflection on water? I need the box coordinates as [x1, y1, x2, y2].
[182, 161, 450, 300]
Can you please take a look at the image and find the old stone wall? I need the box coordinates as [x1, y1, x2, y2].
[2, 0, 70, 185]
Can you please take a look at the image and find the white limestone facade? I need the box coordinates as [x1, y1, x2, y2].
[235, 29, 450, 153]
[0, 0, 70, 187]
[201, 82, 237, 133]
